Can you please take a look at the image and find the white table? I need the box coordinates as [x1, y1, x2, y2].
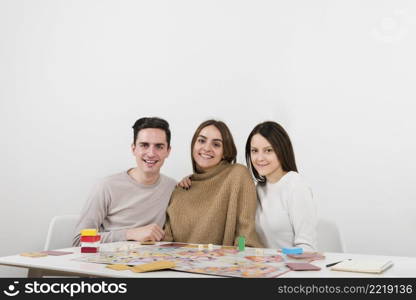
[1, 245, 415, 278]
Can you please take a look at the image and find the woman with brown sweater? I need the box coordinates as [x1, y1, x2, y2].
[163, 120, 263, 247]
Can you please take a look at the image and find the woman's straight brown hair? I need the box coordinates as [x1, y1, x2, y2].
[191, 120, 237, 173]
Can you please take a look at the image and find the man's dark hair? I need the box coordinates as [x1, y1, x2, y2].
[132, 117, 171, 147]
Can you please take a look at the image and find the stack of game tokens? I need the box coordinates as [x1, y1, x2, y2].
[80, 229, 100, 253]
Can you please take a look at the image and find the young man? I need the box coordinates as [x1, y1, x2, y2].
[72, 117, 176, 246]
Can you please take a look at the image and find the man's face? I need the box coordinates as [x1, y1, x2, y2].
[131, 128, 170, 176]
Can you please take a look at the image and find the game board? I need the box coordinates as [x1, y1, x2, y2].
[73, 242, 294, 278]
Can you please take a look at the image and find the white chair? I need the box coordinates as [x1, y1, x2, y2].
[316, 218, 345, 253]
[44, 214, 80, 251]
[28, 214, 80, 277]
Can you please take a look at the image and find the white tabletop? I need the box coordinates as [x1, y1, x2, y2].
[1, 245, 415, 278]
[282, 252, 416, 278]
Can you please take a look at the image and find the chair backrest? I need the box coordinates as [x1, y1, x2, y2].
[316, 218, 344, 253]
[44, 215, 80, 251]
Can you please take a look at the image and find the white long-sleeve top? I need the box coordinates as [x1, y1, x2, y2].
[255, 171, 317, 252]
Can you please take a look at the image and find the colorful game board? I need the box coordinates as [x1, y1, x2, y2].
[73, 242, 294, 278]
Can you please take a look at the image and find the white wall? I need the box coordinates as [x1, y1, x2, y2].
[1, 0, 415, 277]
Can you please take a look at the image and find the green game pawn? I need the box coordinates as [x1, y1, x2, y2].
[238, 236, 245, 252]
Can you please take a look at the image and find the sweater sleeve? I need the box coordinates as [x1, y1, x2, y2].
[72, 181, 127, 246]
[288, 182, 318, 252]
[161, 193, 175, 242]
[233, 167, 264, 248]
[162, 214, 174, 242]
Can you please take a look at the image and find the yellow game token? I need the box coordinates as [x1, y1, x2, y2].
[80, 229, 97, 236]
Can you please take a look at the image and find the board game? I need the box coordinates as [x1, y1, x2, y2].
[73, 242, 321, 278]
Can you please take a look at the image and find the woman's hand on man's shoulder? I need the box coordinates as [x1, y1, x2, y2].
[177, 175, 192, 190]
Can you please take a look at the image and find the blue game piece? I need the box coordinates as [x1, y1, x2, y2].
[282, 247, 303, 255]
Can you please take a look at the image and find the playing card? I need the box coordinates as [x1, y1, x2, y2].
[286, 262, 321, 271]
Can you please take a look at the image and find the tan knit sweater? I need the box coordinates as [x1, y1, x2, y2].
[163, 161, 263, 247]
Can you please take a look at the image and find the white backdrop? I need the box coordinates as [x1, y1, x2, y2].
[1, 0, 415, 277]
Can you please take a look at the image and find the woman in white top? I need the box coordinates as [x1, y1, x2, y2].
[245, 121, 317, 252]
